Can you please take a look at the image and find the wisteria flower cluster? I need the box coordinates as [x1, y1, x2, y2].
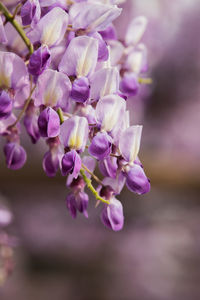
[0, 0, 150, 231]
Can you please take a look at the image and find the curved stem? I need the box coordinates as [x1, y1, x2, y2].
[0, 3, 34, 55]
[81, 163, 103, 185]
[80, 169, 109, 205]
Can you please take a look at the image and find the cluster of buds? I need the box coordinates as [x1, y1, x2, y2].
[0, 0, 150, 231]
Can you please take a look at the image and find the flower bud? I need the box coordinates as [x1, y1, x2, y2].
[4, 143, 27, 170]
[0, 91, 12, 120]
[88, 132, 113, 160]
[70, 77, 90, 103]
[42, 150, 60, 177]
[126, 164, 150, 194]
[120, 73, 139, 96]
[61, 150, 81, 178]
[21, 0, 41, 26]
[28, 45, 51, 77]
[101, 197, 124, 231]
[66, 191, 89, 219]
[38, 107, 60, 138]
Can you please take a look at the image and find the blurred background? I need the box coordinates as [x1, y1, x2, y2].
[1, 0, 200, 299]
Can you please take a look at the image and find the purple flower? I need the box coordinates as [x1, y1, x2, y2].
[95, 94, 126, 132]
[66, 191, 89, 219]
[21, 0, 41, 27]
[4, 142, 27, 170]
[89, 32, 109, 62]
[28, 45, 51, 77]
[99, 156, 118, 178]
[42, 150, 60, 177]
[70, 2, 121, 32]
[34, 69, 71, 110]
[28, 7, 69, 47]
[70, 77, 90, 103]
[88, 132, 113, 160]
[24, 109, 40, 144]
[119, 125, 142, 163]
[61, 150, 81, 178]
[125, 164, 150, 195]
[60, 116, 88, 153]
[0, 91, 12, 120]
[38, 107, 60, 138]
[90, 67, 119, 101]
[99, 24, 117, 41]
[101, 197, 124, 231]
[59, 36, 98, 78]
[120, 73, 139, 96]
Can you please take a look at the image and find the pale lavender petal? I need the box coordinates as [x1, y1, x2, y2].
[126, 164, 150, 195]
[82, 156, 96, 178]
[119, 125, 142, 163]
[95, 94, 126, 132]
[88, 131, 113, 160]
[59, 36, 98, 77]
[70, 3, 121, 32]
[76, 191, 89, 218]
[24, 111, 40, 144]
[89, 32, 109, 62]
[125, 16, 148, 46]
[0, 114, 16, 135]
[125, 43, 148, 74]
[28, 7, 69, 47]
[99, 156, 118, 178]
[102, 173, 126, 195]
[99, 24, 117, 40]
[60, 116, 88, 152]
[90, 67, 119, 101]
[34, 69, 71, 109]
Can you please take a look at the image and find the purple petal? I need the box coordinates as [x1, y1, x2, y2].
[61, 150, 81, 178]
[88, 132, 113, 160]
[120, 73, 139, 96]
[59, 36, 98, 77]
[82, 156, 96, 178]
[99, 156, 118, 178]
[99, 24, 117, 40]
[70, 77, 90, 103]
[89, 32, 109, 62]
[38, 107, 60, 138]
[66, 193, 77, 219]
[101, 197, 124, 231]
[28, 45, 51, 77]
[0, 91, 13, 120]
[76, 191, 89, 218]
[126, 164, 150, 195]
[102, 173, 126, 195]
[21, 0, 41, 27]
[42, 150, 59, 177]
[4, 142, 27, 170]
[125, 16, 148, 46]
[24, 110, 40, 144]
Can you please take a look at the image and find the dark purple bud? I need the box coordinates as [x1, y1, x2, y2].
[0, 91, 12, 120]
[126, 164, 150, 195]
[21, 0, 41, 26]
[66, 193, 77, 219]
[99, 156, 118, 178]
[88, 132, 113, 161]
[28, 45, 51, 77]
[24, 112, 40, 144]
[70, 77, 90, 103]
[4, 142, 27, 170]
[38, 107, 60, 138]
[101, 197, 124, 231]
[61, 150, 81, 178]
[42, 150, 59, 177]
[76, 191, 89, 218]
[120, 73, 139, 96]
[99, 25, 117, 40]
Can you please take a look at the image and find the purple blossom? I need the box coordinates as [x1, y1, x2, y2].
[70, 77, 90, 103]
[4, 142, 27, 170]
[38, 107, 60, 138]
[21, 0, 41, 27]
[0, 91, 13, 120]
[28, 45, 51, 77]
[125, 164, 150, 195]
[61, 150, 81, 178]
[66, 191, 89, 219]
[101, 197, 124, 231]
[88, 131, 113, 160]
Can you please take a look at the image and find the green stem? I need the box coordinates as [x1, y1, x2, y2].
[0, 2, 34, 55]
[57, 108, 65, 124]
[80, 169, 109, 205]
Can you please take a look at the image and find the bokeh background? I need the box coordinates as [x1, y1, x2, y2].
[1, 0, 200, 299]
